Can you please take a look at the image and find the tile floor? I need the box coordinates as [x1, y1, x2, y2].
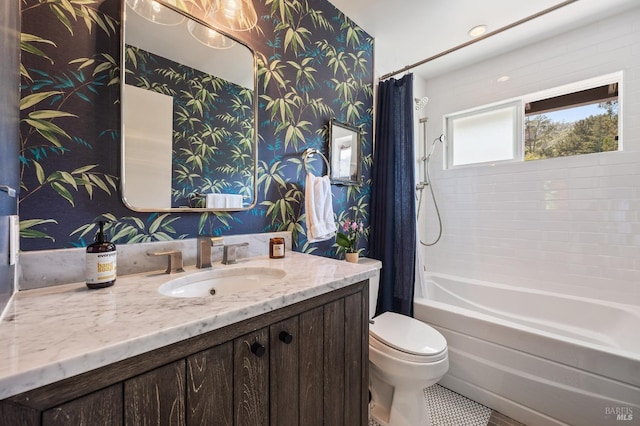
[369, 384, 526, 426]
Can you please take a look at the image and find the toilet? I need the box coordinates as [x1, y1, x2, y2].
[360, 258, 449, 426]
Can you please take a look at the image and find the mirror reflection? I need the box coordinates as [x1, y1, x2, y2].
[329, 119, 362, 185]
[122, 0, 256, 211]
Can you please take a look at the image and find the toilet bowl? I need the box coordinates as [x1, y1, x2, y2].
[360, 258, 449, 426]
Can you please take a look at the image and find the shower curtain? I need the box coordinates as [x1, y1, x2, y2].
[370, 73, 416, 317]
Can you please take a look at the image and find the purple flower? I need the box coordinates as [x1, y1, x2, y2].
[336, 216, 366, 254]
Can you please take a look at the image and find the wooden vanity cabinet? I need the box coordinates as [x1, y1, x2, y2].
[0, 281, 369, 426]
[42, 384, 122, 426]
[125, 359, 186, 425]
[269, 316, 300, 426]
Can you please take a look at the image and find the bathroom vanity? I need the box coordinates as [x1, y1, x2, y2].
[0, 252, 375, 425]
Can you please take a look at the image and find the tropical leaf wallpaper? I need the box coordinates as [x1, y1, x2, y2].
[18, 0, 374, 258]
[124, 46, 254, 208]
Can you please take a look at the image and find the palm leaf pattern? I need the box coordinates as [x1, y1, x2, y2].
[125, 46, 254, 208]
[20, 0, 119, 242]
[19, 0, 374, 259]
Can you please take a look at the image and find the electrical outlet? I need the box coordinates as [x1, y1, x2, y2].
[9, 215, 18, 266]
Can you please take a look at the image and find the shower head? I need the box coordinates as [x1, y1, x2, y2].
[414, 96, 429, 111]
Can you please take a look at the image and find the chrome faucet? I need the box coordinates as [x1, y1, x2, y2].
[196, 236, 224, 268]
[222, 242, 249, 265]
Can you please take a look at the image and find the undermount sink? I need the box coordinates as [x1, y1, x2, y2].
[158, 267, 287, 298]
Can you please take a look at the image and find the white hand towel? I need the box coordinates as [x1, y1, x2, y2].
[223, 194, 243, 208]
[305, 172, 336, 243]
[206, 193, 244, 208]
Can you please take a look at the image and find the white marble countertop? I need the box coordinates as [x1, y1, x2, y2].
[0, 252, 377, 400]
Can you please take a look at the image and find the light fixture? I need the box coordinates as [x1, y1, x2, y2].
[126, 0, 185, 26]
[497, 76, 510, 83]
[468, 24, 487, 38]
[205, 0, 258, 32]
[188, 19, 236, 49]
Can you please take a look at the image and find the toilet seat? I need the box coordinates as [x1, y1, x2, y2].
[370, 312, 447, 363]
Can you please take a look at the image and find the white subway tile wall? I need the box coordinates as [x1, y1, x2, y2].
[419, 7, 640, 305]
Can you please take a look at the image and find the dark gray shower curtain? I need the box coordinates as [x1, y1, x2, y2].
[370, 73, 416, 317]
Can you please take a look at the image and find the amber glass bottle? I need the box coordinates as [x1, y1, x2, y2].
[85, 221, 117, 289]
[269, 237, 285, 259]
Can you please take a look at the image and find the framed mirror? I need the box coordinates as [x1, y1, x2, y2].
[121, 0, 257, 212]
[329, 119, 362, 185]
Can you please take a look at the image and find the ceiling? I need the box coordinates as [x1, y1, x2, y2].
[328, 0, 639, 81]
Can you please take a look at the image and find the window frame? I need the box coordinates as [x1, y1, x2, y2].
[445, 100, 523, 169]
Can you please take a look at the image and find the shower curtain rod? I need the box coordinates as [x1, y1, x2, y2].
[379, 0, 579, 81]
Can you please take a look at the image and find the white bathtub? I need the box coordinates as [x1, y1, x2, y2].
[413, 273, 640, 426]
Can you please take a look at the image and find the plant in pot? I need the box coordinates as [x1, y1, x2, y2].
[336, 217, 364, 263]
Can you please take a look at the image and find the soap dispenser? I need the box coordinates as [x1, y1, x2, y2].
[85, 220, 117, 289]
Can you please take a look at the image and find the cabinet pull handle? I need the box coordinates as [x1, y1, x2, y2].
[251, 342, 266, 357]
[278, 331, 293, 344]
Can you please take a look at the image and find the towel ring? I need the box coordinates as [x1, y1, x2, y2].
[302, 148, 330, 175]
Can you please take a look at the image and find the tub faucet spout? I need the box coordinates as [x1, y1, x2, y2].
[196, 236, 224, 268]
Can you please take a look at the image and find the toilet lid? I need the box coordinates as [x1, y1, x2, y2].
[369, 312, 447, 356]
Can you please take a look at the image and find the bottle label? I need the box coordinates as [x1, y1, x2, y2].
[86, 252, 117, 284]
[272, 243, 285, 257]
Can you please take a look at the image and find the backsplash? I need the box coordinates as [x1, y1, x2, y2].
[19, 231, 292, 290]
[18, 0, 374, 257]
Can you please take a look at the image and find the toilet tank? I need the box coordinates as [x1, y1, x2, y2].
[358, 257, 382, 320]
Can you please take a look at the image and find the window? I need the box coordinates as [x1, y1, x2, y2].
[524, 83, 619, 160]
[446, 102, 521, 167]
[445, 72, 621, 168]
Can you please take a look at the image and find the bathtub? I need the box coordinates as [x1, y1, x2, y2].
[413, 273, 640, 426]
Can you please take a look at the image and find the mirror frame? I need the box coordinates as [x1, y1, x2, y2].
[120, 0, 258, 212]
[328, 119, 362, 185]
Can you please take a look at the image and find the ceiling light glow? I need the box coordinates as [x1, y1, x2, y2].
[468, 24, 487, 38]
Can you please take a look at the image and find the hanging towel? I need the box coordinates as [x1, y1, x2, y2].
[305, 172, 336, 242]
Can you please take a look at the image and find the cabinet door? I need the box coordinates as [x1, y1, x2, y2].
[298, 306, 324, 426]
[323, 299, 346, 425]
[124, 360, 186, 426]
[344, 291, 367, 426]
[234, 327, 269, 426]
[43, 384, 122, 426]
[270, 316, 300, 426]
[186, 342, 233, 426]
